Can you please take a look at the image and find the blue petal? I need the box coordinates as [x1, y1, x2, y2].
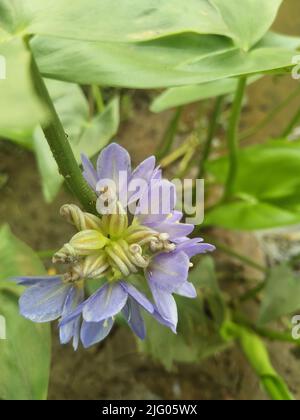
[137, 179, 176, 223]
[146, 251, 189, 293]
[81, 153, 98, 191]
[19, 278, 71, 322]
[59, 286, 84, 348]
[122, 297, 146, 339]
[148, 284, 178, 332]
[128, 156, 156, 205]
[96, 143, 131, 199]
[147, 221, 194, 240]
[83, 282, 128, 322]
[175, 281, 197, 298]
[152, 309, 177, 334]
[14, 276, 62, 286]
[176, 238, 215, 258]
[80, 318, 114, 348]
[119, 281, 154, 313]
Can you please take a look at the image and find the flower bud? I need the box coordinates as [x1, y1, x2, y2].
[69, 230, 109, 255]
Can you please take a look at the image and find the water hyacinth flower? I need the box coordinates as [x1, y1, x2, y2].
[16, 143, 215, 349]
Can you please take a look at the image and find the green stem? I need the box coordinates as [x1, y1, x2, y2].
[28, 45, 97, 213]
[223, 77, 247, 200]
[281, 106, 300, 138]
[198, 95, 224, 179]
[92, 85, 105, 114]
[234, 313, 300, 346]
[239, 281, 266, 302]
[240, 84, 300, 141]
[156, 107, 182, 160]
[208, 238, 268, 274]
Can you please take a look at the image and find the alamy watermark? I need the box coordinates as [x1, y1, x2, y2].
[292, 55, 300, 80]
[0, 315, 6, 340]
[0, 55, 6, 80]
[96, 174, 205, 224]
[292, 315, 300, 340]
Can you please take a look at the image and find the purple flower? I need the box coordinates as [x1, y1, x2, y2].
[60, 281, 158, 347]
[17, 142, 215, 349]
[16, 275, 84, 350]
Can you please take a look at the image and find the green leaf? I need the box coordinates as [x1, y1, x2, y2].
[32, 31, 300, 89]
[205, 200, 300, 231]
[205, 140, 300, 230]
[259, 265, 300, 325]
[151, 76, 260, 113]
[210, 0, 282, 50]
[0, 37, 46, 133]
[208, 140, 300, 201]
[1, 0, 281, 47]
[139, 256, 227, 370]
[0, 225, 50, 400]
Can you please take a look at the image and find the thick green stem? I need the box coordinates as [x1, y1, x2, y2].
[29, 48, 97, 213]
[198, 95, 224, 179]
[156, 107, 182, 160]
[224, 77, 247, 200]
[281, 106, 300, 138]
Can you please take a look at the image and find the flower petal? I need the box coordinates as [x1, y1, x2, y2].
[128, 156, 156, 204]
[122, 297, 146, 339]
[148, 283, 178, 332]
[176, 238, 216, 258]
[119, 281, 154, 313]
[148, 221, 194, 241]
[83, 282, 128, 322]
[19, 278, 71, 322]
[96, 143, 131, 198]
[137, 179, 176, 223]
[80, 318, 114, 348]
[13, 276, 62, 287]
[59, 286, 84, 348]
[147, 251, 189, 293]
[81, 153, 98, 191]
[175, 281, 197, 298]
[152, 308, 177, 334]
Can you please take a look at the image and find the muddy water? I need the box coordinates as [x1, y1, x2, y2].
[0, 0, 300, 400]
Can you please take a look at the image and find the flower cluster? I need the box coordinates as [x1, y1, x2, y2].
[16, 143, 215, 349]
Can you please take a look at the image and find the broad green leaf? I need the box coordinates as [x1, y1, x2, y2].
[0, 37, 46, 132]
[151, 76, 260, 113]
[208, 140, 300, 201]
[259, 265, 300, 325]
[0, 225, 50, 400]
[0, 0, 281, 49]
[210, 0, 282, 50]
[204, 200, 300, 231]
[139, 257, 227, 370]
[205, 140, 300, 230]
[32, 31, 300, 89]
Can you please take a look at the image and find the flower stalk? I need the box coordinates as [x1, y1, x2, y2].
[27, 41, 97, 213]
[224, 77, 247, 200]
